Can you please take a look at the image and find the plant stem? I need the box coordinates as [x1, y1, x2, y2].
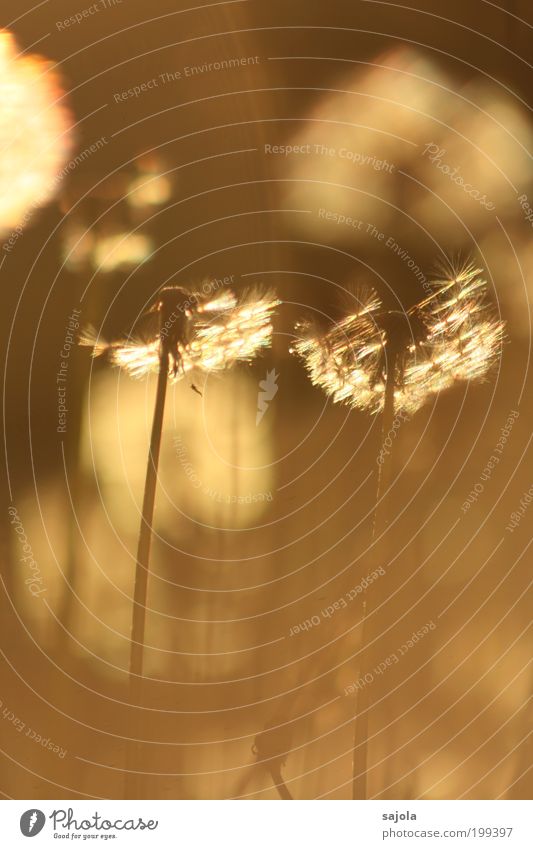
[269, 764, 293, 800]
[125, 330, 169, 799]
[352, 350, 397, 800]
[253, 717, 295, 800]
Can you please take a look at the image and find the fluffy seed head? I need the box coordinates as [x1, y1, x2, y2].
[292, 263, 505, 415]
[80, 285, 280, 382]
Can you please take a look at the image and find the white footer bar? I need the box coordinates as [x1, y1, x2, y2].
[2, 800, 530, 848]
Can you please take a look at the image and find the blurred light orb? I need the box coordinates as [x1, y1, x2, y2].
[0, 30, 73, 232]
[128, 173, 172, 208]
[93, 232, 153, 271]
[127, 159, 173, 209]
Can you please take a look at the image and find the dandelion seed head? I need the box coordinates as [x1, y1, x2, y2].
[293, 263, 505, 415]
[81, 286, 279, 382]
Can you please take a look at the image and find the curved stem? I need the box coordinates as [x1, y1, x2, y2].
[125, 337, 169, 798]
[352, 352, 397, 800]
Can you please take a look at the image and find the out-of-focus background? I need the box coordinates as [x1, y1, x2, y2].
[0, 0, 531, 800]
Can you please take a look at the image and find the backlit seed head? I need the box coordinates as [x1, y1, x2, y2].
[80, 285, 280, 382]
[292, 263, 505, 415]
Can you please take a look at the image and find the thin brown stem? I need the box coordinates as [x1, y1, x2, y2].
[269, 764, 293, 800]
[254, 719, 294, 800]
[125, 331, 169, 799]
[352, 351, 397, 800]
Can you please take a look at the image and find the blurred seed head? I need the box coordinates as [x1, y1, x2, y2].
[0, 30, 73, 231]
